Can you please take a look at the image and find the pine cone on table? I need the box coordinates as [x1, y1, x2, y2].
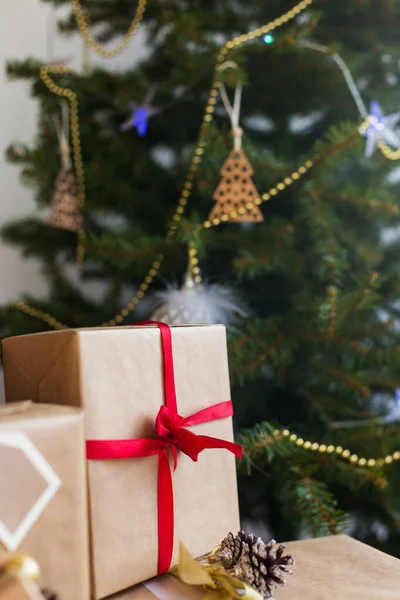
[219, 531, 252, 568]
[218, 531, 294, 599]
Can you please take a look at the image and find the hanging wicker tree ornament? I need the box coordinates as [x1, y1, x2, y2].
[210, 148, 263, 223]
[208, 62, 264, 224]
[49, 102, 82, 232]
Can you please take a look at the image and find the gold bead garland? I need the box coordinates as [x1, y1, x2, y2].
[14, 302, 67, 330]
[100, 254, 164, 327]
[274, 428, 400, 468]
[15, 0, 318, 329]
[188, 242, 202, 286]
[72, 0, 147, 58]
[40, 66, 86, 267]
[377, 140, 400, 161]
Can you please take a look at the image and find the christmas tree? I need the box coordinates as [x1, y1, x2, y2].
[3, 0, 400, 554]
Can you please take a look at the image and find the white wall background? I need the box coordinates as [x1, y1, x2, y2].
[0, 1, 56, 304]
[0, 1, 148, 303]
[0, 1, 148, 400]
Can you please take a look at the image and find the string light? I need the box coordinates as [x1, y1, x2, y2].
[359, 117, 400, 161]
[15, 0, 320, 329]
[72, 0, 147, 59]
[300, 41, 369, 119]
[301, 40, 400, 162]
[263, 34, 275, 44]
[274, 428, 400, 468]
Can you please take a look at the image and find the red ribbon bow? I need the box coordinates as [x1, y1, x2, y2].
[86, 321, 242, 574]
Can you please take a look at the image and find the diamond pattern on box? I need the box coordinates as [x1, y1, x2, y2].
[0, 432, 61, 551]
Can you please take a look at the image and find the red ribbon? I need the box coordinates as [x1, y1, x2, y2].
[86, 321, 242, 574]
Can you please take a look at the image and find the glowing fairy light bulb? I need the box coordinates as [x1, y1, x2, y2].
[263, 34, 274, 44]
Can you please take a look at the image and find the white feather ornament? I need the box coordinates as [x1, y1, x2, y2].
[150, 271, 246, 328]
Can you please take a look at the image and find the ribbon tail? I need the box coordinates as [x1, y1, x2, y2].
[157, 448, 174, 575]
[182, 401, 234, 427]
[196, 435, 243, 459]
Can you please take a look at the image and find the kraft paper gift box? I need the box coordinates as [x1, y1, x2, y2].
[2, 324, 241, 599]
[0, 575, 35, 600]
[279, 534, 400, 600]
[108, 576, 204, 600]
[0, 402, 90, 600]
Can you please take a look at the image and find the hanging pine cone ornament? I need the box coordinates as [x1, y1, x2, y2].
[218, 531, 294, 599]
[48, 164, 82, 232]
[49, 103, 83, 233]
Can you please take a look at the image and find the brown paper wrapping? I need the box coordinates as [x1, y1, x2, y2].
[279, 534, 400, 600]
[110, 535, 400, 600]
[2, 325, 240, 599]
[0, 576, 31, 600]
[0, 403, 90, 600]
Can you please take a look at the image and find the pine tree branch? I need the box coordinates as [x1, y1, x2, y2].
[288, 472, 346, 535]
[335, 192, 399, 216]
[336, 227, 381, 265]
[308, 185, 339, 283]
[319, 364, 370, 398]
[230, 334, 285, 378]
